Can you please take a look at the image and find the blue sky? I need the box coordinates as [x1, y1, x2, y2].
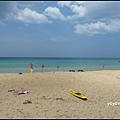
[0, 1, 120, 58]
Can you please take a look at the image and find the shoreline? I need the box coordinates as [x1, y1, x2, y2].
[0, 69, 118, 74]
[0, 70, 120, 118]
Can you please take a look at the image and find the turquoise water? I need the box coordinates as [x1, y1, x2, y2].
[0, 57, 120, 73]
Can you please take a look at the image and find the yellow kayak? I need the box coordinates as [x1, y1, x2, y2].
[69, 89, 87, 100]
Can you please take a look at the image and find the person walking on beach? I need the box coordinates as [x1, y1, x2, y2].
[102, 65, 104, 69]
[30, 63, 34, 69]
[42, 64, 44, 72]
[30, 63, 34, 73]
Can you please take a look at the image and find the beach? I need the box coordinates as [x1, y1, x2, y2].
[0, 70, 120, 119]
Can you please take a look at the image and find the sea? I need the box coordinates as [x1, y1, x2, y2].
[0, 57, 120, 73]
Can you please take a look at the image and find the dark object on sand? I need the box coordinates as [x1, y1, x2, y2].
[8, 89, 15, 92]
[23, 100, 32, 104]
[18, 72, 22, 74]
[69, 70, 75, 72]
[13, 90, 30, 95]
[78, 70, 84, 72]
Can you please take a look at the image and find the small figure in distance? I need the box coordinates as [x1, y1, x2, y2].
[78, 70, 84, 72]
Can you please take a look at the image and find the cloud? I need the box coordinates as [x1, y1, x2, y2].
[74, 1, 120, 23]
[57, 1, 120, 22]
[58, 1, 86, 20]
[0, 2, 52, 24]
[57, 1, 72, 7]
[44, 7, 66, 21]
[1, 1, 120, 36]
[16, 8, 52, 24]
[70, 4, 86, 16]
[66, 4, 86, 21]
[74, 20, 120, 36]
[57, 1, 120, 36]
[0, 2, 18, 20]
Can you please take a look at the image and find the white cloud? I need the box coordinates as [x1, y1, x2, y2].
[58, 1, 86, 20]
[70, 4, 86, 16]
[57, 1, 120, 22]
[44, 7, 66, 21]
[74, 20, 120, 36]
[75, 1, 120, 21]
[0, 2, 52, 24]
[66, 4, 86, 20]
[1, 1, 120, 36]
[16, 8, 52, 24]
[57, 1, 72, 7]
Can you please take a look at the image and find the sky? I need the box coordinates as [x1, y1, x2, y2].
[0, 1, 120, 58]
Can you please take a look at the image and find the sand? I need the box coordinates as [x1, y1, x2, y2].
[0, 70, 120, 119]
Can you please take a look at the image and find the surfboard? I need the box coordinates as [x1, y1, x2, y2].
[69, 89, 87, 100]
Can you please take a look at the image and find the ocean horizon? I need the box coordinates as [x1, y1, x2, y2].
[0, 57, 120, 73]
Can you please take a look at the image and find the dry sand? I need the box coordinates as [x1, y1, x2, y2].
[0, 70, 120, 119]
